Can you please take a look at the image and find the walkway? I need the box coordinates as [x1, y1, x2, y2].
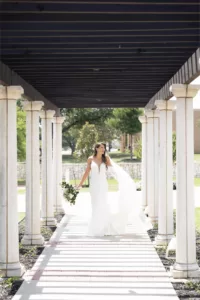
[13, 193, 179, 300]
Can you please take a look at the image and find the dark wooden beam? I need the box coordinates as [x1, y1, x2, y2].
[0, 61, 57, 109]
[146, 47, 200, 108]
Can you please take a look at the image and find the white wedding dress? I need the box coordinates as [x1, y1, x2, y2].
[87, 158, 152, 236]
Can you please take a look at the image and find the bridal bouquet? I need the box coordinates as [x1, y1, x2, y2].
[61, 181, 79, 205]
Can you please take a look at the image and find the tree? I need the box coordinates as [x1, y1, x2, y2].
[134, 137, 142, 160]
[95, 121, 120, 151]
[60, 108, 113, 154]
[17, 103, 26, 161]
[108, 108, 143, 159]
[172, 132, 176, 162]
[76, 122, 99, 160]
[61, 108, 113, 132]
[62, 127, 80, 154]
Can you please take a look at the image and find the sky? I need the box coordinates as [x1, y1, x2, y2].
[170, 75, 200, 109]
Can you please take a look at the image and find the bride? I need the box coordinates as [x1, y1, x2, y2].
[77, 142, 152, 236]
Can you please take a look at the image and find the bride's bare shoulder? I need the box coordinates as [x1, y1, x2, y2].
[87, 156, 93, 163]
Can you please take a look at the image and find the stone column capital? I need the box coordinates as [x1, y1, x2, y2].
[170, 84, 200, 98]
[0, 85, 24, 100]
[145, 109, 159, 118]
[40, 110, 55, 119]
[23, 101, 44, 111]
[155, 100, 176, 111]
[52, 116, 65, 124]
[139, 115, 147, 124]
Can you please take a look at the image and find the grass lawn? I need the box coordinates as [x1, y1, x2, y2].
[62, 154, 84, 163]
[18, 189, 25, 195]
[62, 151, 141, 164]
[194, 178, 200, 187]
[17, 180, 26, 186]
[194, 154, 200, 162]
[196, 208, 200, 231]
[109, 152, 140, 163]
[69, 178, 119, 192]
[173, 177, 200, 187]
[18, 212, 25, 222]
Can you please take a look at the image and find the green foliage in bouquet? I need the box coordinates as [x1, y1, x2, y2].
[61, 181, 79, 205]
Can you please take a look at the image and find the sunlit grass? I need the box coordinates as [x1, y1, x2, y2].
[18, 189, 25, 195]
[194, 178, 200, 187]
[69, 178, 119, 192]
[62, 151, 140, 163]
[173, 177, 200, 187]
[195, 208, 200, 231]
[194, 154, 200, 162]
[109, 152, 140, 163]
[18, 212, 25, 222]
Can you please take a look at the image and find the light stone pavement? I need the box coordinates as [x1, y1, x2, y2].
[13, 193, 179, 300]
[17, 187, 200, 213]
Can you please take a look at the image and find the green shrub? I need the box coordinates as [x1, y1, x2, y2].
[133, 137, 142, 160]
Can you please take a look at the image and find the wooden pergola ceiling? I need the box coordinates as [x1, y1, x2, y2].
[1, 0, 200, 108]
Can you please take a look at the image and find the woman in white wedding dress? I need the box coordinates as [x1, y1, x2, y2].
[77, 142, 152, 236]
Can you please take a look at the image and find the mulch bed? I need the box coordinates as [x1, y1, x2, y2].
[0, 212, 64, 300]
[147, 223, 200, 299]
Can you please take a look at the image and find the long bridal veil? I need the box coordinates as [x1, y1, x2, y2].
[108, 158, 152, 233]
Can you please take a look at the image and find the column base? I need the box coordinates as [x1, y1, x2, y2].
[166, 237, 176, 258]
[21, 234, 44, 245]
[41, 217, 57, 227]
[54, 205, 65, 214]
[0, 262, 25, 277]
[171, 264, 200, 279]
[155, 234, 174, 246]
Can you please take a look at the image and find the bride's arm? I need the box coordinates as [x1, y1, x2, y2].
[76, 157, 92, 189]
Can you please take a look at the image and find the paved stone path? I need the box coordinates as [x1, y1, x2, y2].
[13, 193, 179, 300]
[17, 188, 200, 214]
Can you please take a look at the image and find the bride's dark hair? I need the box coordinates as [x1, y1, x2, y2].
[93, 142, 108, 167]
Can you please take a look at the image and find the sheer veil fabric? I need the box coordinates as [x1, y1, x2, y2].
[87, 157, 152, 237]
[108, 158, 152, 233]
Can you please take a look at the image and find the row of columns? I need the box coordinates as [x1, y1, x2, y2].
[139, 84, 200, 278]
[0, 85, 65, 276]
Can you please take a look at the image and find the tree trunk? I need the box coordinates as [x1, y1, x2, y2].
[130, 135, 133, 160]
[71, 143, 76, 155]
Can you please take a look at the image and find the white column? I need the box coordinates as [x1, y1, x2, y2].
[21, 101, 45, 245]
[145, 109, 159, 223]
[41, 110, 57, 226]
[139, 116, 148, 210]
[0, 85, 24, 276]
[170, 84, 200, 278]
[155, 100, 175, 246]
[53, 116, 65, 214]
[154, 112, 159, 222]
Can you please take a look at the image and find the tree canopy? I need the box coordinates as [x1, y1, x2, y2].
[61, 108, 114, 153]
[76, 122, 99, 160]
[17, 102, 26, 161]
[61, 108, 113, 132]
[108, 108, 143, 135]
